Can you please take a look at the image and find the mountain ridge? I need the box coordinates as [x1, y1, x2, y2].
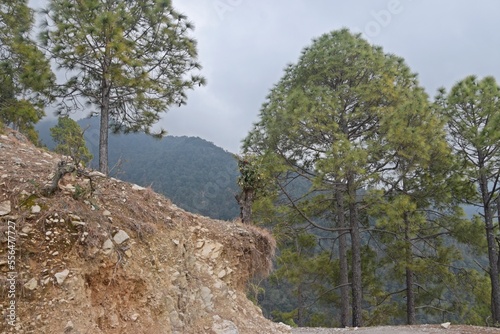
[36, 117, 241, 220]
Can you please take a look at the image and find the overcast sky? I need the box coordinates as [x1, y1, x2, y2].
[31, 0, 500, 153]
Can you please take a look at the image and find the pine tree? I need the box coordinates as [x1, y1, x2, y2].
[436, 75, 500, 325]
[243, 29, 433, 327]
[40, 0, 205, 174]
[50, 117, 93, 167]
[0, 0, 54, 143]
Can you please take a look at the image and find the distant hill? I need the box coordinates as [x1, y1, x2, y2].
[37, 117, 240, 220]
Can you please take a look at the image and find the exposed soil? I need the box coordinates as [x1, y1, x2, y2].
[0, 127, 288, 333]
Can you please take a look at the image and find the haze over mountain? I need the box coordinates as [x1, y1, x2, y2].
[36, 117, 241, 220]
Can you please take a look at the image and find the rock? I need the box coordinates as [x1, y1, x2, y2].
[64, 320, 74, 332]
[199, 241, 223, 259]
[88, 171, 106, 177]
[103, 210, 111, 216]
[24, 277, 38, 291]
[212, 315, 239, 334]
[200, 286, 213, 310]
[68, 214, 81, 221]
[102, 239, 114, 254]
[55, 269, 70, 285]
[113, 230, 130, 245]
[109, 312, 119, 328]
[21, 225, 32, 233]
[131, 184, 145, 191]
[218, 270, 227, 279]
[31, 205, 41, 214]
[441, 322, 451, 329]
[130, 313, 139, 322]
[0, 200, 11, 216]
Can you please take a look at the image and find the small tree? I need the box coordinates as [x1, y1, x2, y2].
[40, 0, 205, 175]
[236, 155, 265, 224]
[50, 117, 93, 167]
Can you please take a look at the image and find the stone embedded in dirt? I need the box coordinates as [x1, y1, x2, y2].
[68, 214, 81, 221]
[131, 184, 145, 191]
[31, 204, 41, 214]
[64, 320, 74, 332]
[109, 312, 120, 328]
[24, 277, 38, 291]
[200, 286, 214, 310]
[130, 313, 139, 322]
[441, 322, 451, 329]
[103, 210, 111, 216]
[102, 239, 114, 254]
[212, 315, 239, 334]
[0, 200, 11, 216]
[55, 269, 70, 285]
[88, 171, 106, 177]
[113, 230, 130, 244]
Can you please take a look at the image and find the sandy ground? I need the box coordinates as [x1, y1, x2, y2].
[292, 324, 500, 334]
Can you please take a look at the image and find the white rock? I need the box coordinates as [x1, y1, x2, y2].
[441, 322, 451, 329]
[218, 270, 227, 279]
[212, 316, 239, 334]
[113, 230, 130, 245]
[24, 278, 38, 291]
[130, 313, 139, 321]
[0, 200, 11, 216]
[68, 214, 82, 221]
[65, 320, 74, 331]
[88, 171, 106, 177]
[31, 205, 41, 214]
[102, 239, 114, 254]
[55, 269, 70, 285]
[131, 184, 145, 191]
[103, 210, 111, 216]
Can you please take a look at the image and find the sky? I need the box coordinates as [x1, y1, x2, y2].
[30, 0, 500, 153]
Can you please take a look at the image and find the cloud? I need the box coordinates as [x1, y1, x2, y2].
[31, 0, 500, 153]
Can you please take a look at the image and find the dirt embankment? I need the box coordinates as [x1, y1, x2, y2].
[0, 127, 290, 334]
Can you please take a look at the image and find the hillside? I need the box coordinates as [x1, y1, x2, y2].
[37, 117, 241, 221]
[0, 127, 290, 333]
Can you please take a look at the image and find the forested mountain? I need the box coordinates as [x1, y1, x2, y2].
[37, 117, 240, 220]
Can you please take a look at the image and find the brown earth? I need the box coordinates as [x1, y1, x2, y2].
[0, 127, 290, 333]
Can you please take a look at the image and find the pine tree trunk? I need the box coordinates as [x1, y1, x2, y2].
[336, 187, 350, 327]
[404, 212, 416, 325]
[348, 177, 363, 327]
[99, 46, 111, 175]
[236, 189, 254, 224]
[480, 171, 500, 324]
[297, 283, 304, 327]
[99, 103, 109, 175]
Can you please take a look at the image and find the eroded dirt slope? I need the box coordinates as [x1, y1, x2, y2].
[0, 128, 290, 334]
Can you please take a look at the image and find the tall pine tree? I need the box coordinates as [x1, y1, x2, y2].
[40, 0, 205, 174]
[436, 75, 500, 325]
[243, 29, 437, 327]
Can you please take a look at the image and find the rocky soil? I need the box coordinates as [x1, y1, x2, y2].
[0, 127, 290, 333]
